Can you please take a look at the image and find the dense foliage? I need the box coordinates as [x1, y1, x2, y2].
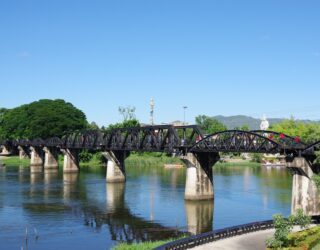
[270, 118, 320, 143]
[0, 99, 87, 139]
[195, 115, 227, 134]
[266, 209, 311, 248]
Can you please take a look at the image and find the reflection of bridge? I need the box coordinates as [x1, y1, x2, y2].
[1, 125, 320, 215]
[21, 169, 211, 239]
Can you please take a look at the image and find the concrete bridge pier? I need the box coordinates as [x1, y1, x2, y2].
[61, 149, 79, 173]
[18, 146, 30, 160]
[0, 145, 12, 156]
[43, 147, 59, 170]
[287, 157, 320, 216]
[104, 151, 127, 183]
[30, 146, 44, 167]
[182, 152, 220, 200]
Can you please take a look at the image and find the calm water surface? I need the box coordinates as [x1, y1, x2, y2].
[0, 163, 292, 250]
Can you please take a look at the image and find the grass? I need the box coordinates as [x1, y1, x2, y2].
[112, 240, 171, 250]
[1, 154, 260, 170]
[112, 235, 188, 250]
[0, 153, 182, 169]
[126, 153, 182, 168]
[0, 156, 30, 167]
[216, 160, 260, 167]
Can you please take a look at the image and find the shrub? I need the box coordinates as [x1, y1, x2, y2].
[79, 150, 93, 163]
[266, 209, 311, 249]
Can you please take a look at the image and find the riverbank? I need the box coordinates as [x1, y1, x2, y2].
[0, 153, 183, 168]
[1, 155, 261, 169]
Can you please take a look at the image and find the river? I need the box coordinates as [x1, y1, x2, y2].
[0, 163, 292, 249]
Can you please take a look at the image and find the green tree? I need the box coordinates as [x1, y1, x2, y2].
[270, 118, 320, 143]
[104, 106, 140, 132]
[0, 99, 87, 139]
[195, 115, 227, 134]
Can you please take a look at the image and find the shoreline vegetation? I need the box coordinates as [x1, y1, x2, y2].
[0, 154, 261, 168]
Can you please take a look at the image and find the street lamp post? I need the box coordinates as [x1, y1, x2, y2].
[183, 106, 188, 125]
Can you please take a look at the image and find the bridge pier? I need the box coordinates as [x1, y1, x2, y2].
[30, 146, 44, 167]
[43, 147, 59, 169]
[287, 157, 320, 216]
[0, 145, 12, 156]
[182, 152, 219, 200]
[61, 149, 79, 173]
[104, 151, 127, 183]
[18, 146, 30, 160]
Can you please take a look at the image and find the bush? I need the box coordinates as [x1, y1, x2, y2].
[79, 150, 93, 163]
[266, 209, 311, 249]
[295, 208, 311, 229]
[251, 153, 263, 163]
[312, 174, 320, 190]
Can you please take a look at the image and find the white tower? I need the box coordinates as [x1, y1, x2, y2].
[150, 98, 154, 125]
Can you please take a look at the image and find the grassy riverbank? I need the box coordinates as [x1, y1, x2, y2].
[0, 153, 183, 168]
[1, 154, 261, 169]
[112, 240, 170, 250]
[0, 156, 30, 167]
[216, 160, 260, 167]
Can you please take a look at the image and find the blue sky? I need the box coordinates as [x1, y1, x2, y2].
[0, 0, 319, 126]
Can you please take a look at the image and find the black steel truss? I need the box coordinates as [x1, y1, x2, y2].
[189, 130, 282, 154]
[1, 127, 319, 157]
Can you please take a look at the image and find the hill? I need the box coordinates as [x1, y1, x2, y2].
[212, 115, 318, 130]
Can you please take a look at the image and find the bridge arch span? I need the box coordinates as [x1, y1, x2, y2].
[188, 130, 283, 154]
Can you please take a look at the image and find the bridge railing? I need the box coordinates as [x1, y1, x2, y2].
[154, 216, 320, 250]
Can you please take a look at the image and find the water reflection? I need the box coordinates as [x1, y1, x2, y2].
[106, 182, 125, 212]
[185, 200, 213, 234]
[63, 173, 79, 201]
[0, 164, 294, 250]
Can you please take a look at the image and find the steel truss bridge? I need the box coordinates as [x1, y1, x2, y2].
[1, 125, 320, 159]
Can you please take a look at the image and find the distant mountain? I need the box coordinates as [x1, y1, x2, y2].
[213, 115, 319, 130]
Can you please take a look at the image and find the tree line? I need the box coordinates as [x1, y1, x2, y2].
[1, 99, 320, 144]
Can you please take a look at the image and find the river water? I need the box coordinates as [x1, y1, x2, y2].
[0, 163, 292, 250]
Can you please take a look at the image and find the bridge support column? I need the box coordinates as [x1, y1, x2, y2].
[0, 145, 11, 156]
[43, 147, 59, 170]
[30, 146, 44, 167]
[287, 157, 320, 216]
[62, 149, 79, 173]
[18, 146, 30, 160]
[104, 151, 127, 183]
[182, 152, 219, 200]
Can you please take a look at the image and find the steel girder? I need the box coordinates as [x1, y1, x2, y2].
[189, 130, 282, 154]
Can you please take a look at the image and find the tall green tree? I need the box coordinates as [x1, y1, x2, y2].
[270, 118, 320, 143]
[0, 99, 87, 139]
[104, 106, 140, 132]
[195, 115, 227, 134]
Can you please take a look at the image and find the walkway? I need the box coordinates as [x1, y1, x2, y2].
[193, 226, 315, 250]
[193, 229, 274, 250]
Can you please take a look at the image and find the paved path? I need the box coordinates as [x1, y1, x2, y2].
[193, 229, 274, 250]
[193, 226, 315, 250]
